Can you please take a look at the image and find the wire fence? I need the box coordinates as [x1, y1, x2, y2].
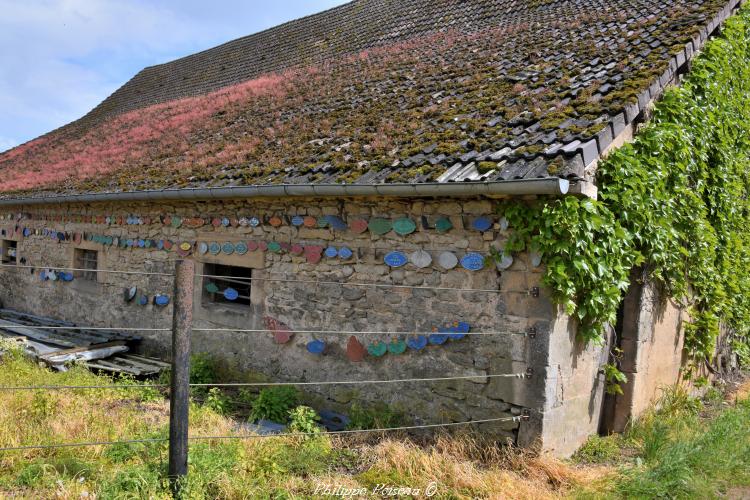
[0, 263, 174, 276]
[0, 370, 531, 391]
[0, 261, 538, 295]
[0, 258, 535, 495]
[0, 415, 525, 453]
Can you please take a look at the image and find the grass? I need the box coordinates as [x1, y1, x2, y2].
[574, 383, 750, 499]
[0, 340, 748, 499]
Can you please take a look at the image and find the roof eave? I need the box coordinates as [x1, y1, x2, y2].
[0, 178, 571, 206]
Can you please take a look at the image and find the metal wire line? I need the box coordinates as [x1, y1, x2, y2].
[0, 437, 168, 452]
[191, 327, 528, 336]
[196, 273, 518, 294]
[2, 325, 526, 336]
[0, 371, 529, 391]
[0, 263, 174, 276]
[0, 264, 526, 294]
[0, 384, 168, 391]
[1, 326, 171, 331]
[191, 372, 529, 387]
[191, 416, 523, 442]
[0, 416, 521, 452]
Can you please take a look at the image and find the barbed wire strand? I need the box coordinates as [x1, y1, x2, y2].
[0, 416, 520, 452]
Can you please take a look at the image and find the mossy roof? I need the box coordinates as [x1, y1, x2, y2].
[0, 0, 739, 197]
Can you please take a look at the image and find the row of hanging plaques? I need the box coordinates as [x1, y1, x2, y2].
[6, 213, 508, 236]
[123, 287, 170, 307]
[21, 223, 523, 272]
[261, 316, 471, 360]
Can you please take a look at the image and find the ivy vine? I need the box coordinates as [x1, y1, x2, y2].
[499, 7, 750, 366]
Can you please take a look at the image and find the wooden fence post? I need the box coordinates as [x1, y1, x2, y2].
[169, 259, 194, 497]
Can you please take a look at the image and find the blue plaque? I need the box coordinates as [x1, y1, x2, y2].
[338, 246, 353, 259]
[235, 242, 248, 255]
[154, 295, 170, 306]
[291, 215, 305, 227]
[223, 288, 239, 301]
[448, 321, 470, 340]
[472, 217, 493, 232]
[222, 242, 235, 255]
[324, 215, 347, 231]
[429, 333, 449, 345]
[209, 242, 221, 255]
[306, 340, 326, 355]
[407, 335, 428, 351]
[461, 253, 485, 271]
[384, 251, 408, 268]
[324, 246, 338, 258]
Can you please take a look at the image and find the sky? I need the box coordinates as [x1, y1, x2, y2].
[0, 0, 349, 153]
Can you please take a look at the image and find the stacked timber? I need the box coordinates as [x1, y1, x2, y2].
[0, 309, 169, 376]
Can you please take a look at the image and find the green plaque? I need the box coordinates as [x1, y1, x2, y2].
[435, 217, 453, 233]
[368, 218, 392, 235]
[367, 341, 388, 357]
[392, 217, 417, 236]
[388, 339, 407, 355]
[267, 241, 282, 253]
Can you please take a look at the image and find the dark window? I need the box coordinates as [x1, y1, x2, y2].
[202, 263, 252, 307]
[1, 240, 17, 264]
[74, 249, 98, 281]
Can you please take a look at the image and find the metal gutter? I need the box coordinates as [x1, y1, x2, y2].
[0, 178, 570, 206]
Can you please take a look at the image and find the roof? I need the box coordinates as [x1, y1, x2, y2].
[0, 0, 739, 198]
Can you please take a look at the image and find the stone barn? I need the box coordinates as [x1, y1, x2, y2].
[0, 0, 744, 456]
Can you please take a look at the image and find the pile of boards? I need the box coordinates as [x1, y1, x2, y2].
[0, 309, 169, 376]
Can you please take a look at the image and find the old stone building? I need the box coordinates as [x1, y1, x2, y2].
[0, 0, 743, 456]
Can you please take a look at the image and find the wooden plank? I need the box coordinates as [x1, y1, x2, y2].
[39, 341, 126, 359]
[118, 354, 170, 369]
[0, 319, 78, 348]
[44, 345, 129, 365]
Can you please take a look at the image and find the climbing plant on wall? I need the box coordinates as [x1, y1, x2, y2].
[500, 7, 750, 369]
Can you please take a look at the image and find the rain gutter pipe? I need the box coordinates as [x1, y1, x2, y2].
[0, 178, 570, 206]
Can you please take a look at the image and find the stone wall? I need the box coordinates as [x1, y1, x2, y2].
[0, 195, 616, 454]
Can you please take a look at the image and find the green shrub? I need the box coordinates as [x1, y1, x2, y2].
[204, 387, 232, 415]
[347, 402, 403, 430]
[15, 463, 46, 487]
[249, 386, 299, 423]
[97, 465, 164, 499]
[573, 435, 621, 464]
[288, 405, 321, 435]
[190, 353, 219, 385]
